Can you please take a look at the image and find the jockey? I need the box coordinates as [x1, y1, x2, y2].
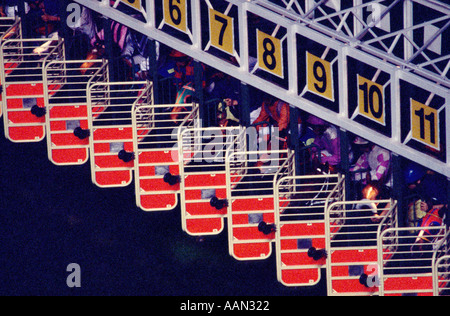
[350, 137, 391, 187]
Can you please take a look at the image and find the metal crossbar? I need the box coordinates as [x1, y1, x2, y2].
[88, 81, 152, 187]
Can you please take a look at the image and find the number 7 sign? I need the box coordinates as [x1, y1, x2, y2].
[209, 9, 234, 55]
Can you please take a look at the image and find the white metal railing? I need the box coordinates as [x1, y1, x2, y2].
[275, 173, 345, 287]
[43, 58, 109, 165]
[87, 81, 152, 187]
[0, 18, 21, 41]
[179, 125, 246, 236]
[226, 149, 295, 261]
[379, 225, 447, 296]
[0, 17, 21, 118]
[325, 199, 398, 296]
[132, 101, 200, 211]
[1, 37, 64, 142]
[433, 229, 450, 296]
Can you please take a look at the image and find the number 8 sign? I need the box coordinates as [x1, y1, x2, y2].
[257, 30, 283, 78]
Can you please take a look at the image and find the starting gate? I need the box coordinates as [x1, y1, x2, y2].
[0, 17, 21, 118]
[433, 230, 450, 296]
[87, 81, 153, 187]
[378, 226, 446, 296]
[1, 37, 64, 142]
[325, 199, 398, 296]
[132, 101, 200, 211]
[179, 125, 246, 236]
[275, 173, 345, 287]
[226, 149, 295, 261]
[43, 59, 109, 165]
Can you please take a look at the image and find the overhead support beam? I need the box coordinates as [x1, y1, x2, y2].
[72, 0, 450, 178]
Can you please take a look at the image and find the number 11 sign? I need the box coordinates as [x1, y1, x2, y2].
[411, 99, 440, 150]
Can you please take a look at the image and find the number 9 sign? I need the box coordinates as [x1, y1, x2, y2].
[307, 52, 334, 101]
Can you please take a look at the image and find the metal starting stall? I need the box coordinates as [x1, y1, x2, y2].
[378, 225, 447, 296]
[132, 101, 200, 211]
[433, 229, 450, 296]
[43, 59, 109, 165]
[1, 37, 64, 142]
[87, 81, 153, 188]
[325, 199, 398, 296]
[178, 125, 246, 236]
[0, 17, 21, 118]
[225, 148, 296, 261]
[274, 172, 345, 287]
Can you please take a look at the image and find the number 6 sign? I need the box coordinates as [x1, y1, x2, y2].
[163, 0, 187, 33]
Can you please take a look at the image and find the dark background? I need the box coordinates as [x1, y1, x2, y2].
[0, 120, 326, 296]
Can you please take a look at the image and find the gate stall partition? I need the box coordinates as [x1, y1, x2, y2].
[132, 101, 200, 211]
[87, 81, 153, 187]
[179, 126, 246, 236]
[1, 37, 64, 142]
[0, 17, 22, 118]
[43, 59, 109, 165]
[325, 199, 398, 296]
[433, 230, 450, 296]
[274, 173, 345, 287]
[378, 226, 447, 296]
[226, 149, 295, 261]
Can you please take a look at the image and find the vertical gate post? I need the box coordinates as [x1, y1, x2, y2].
[239, 82, 250, 128]
[289, 106, 301, 176]
[392, 154, 405, 227]
[103, 17, 117, 82]
[194, 60, 206, 127]
[339, 128, 351, 200]
[148, 39, 160, 104]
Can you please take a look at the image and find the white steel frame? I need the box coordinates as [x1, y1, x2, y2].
[73, 0, 450, 177]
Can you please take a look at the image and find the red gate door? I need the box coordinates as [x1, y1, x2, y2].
[88, 81, 152, 187]
[179, 126, 245, 236]
[226, 149, 295, 261]
[325, 200, 398, 296]
[275, 173, 344, 287]
[1, 38, 64, 142]
[132, 101, 200, 211]
[44, 59, 109, 165]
